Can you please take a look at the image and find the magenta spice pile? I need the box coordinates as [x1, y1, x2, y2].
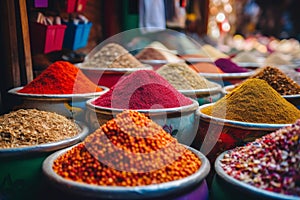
[93, 70, 193, 109]
[221, 120, 300, 196]
[215, 58, 249, 73]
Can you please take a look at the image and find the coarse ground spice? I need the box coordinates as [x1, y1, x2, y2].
[156, 63, 217, 90]
[0, 109, 80, 148]
[202, 78, 300, 124]
[93, 70, 193, 109]
[18, 61, 102, 94]
[81, 43, 142, 68]
[220, 119, 300, 196]
[189, 62, 224, 73]
[53, 110, 201, 186]
[214, 58, 249, 73]
[250, 66, 300, 95]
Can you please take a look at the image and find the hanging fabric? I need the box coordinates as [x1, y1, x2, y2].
[139, 0, 166, 33]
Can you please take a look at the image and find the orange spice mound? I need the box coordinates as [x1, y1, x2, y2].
[190, 62, 224, 73]
[19, 61, 102, 94]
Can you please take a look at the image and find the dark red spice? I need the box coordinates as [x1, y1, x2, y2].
[18, 61, 102, 94]
[215, 58, 249, 73]
[93, 70, 193, 109]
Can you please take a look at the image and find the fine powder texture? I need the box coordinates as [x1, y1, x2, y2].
[215, 58, 249, 73]
[93, 70, 193, 109]
[53, 110, 201, 186]
[251, 66, 300, 95]
[189, 62, 224, 73]
[0, 109, 80, 148]
[82, 43, 142, 68]
[202, 78, 300, 124]
[156, 63, 217, 90]
[221, 120, 300, 196]
[19, 61, 102, 94]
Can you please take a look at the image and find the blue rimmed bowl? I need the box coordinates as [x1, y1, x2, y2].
[85, 98, 199, 146]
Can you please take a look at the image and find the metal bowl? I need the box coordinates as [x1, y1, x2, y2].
[42, 144, 210, 200]
[212, 151, 300, 200]
[8, 86, 109, 120]
[77, 64, 153, 88]
[0, 121, 89, 200]
[199, 70, 256, 86]
[178, 82, 222, 106]
[191, 103, 290, 164]
[85, 98, 199, 146]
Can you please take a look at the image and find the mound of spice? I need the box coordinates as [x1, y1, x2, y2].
[232, 51, 258, 63]
[135, 42, 182, 62]
[264, 52, 292, 66]
[251, 66, 300, 95]
[0, 109, 80, 148]
[202, 78, 300, 124]
[93, 70, 193, 109]
[156, 63, 217, 90]
[220, 120, 300, 196]
[189, 62, 224, 74]
[214, 58, 249, 73]
[53, 110, 201, 186]
[82, 43, 142, 68]
[201, 44, 229, 60]
[18, 61, 102, 94]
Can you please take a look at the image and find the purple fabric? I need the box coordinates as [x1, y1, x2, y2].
[215, 58, 249, 73]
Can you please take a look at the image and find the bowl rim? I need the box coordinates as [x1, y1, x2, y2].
[77, 63, 153, 72]
[8, 86, 110, 100]
[223, 85, 300, 99]
[178, 82, 222, 96]
[215, 150, 300, 200]
[0, 121, 89, 158]
[86, 98, 199, 116]
[199, 70, 256, 79]
[42, 144, 210, 199]
[198, 103, 292, 129]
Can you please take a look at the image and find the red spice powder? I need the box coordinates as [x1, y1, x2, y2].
[93, 70, 193, 109]
[19, 61, 102, 94]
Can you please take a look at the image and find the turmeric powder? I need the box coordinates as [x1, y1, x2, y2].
[202, 78, 300, 124]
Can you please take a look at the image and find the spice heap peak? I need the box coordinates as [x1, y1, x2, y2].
[82, 43, 142, 68]
[93, 70, 193, 109]
[53, 110, 201, 186]
[221, 119, 300, 196]
[135, 41, 182, 62]
[18, 61, 102, 94]
[156, 62, 217, 90]
[202, 78, 300, 124]
[251, 66, 300, 95]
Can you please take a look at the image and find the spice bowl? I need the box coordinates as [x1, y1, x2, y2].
[85, 98, 200, 146]
[179, 82, 222, 106]
[0, 121, 89, 200]
[191, 103, 290, 164]
[8, 86, 109, 120]
[77, 64, 153, 88]
[42, 144, 210, 200]
[211, 151, 299, 200]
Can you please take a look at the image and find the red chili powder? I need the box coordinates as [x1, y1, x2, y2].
[93, 70, 193, 109]
[19, 61, 103, 94]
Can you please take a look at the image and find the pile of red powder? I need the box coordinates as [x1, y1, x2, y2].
[18, 61, 102, 94]
[93, 70, 193, 109]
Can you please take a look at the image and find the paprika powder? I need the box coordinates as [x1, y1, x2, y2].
[19, 61, 102, 94]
